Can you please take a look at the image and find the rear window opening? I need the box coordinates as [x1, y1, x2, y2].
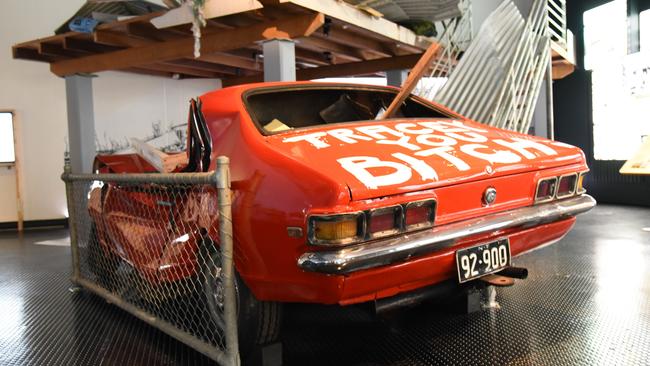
[244, 85, 453, 134]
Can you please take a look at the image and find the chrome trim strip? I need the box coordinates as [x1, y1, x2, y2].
[298, 195, 596, 275]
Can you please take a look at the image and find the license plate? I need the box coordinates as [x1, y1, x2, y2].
[455, 238, 511, 283]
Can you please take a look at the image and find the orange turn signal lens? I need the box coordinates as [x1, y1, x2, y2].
[314, 219, 358, 241]
[577, 172, 587, 194]
[308, 213, 364, 246]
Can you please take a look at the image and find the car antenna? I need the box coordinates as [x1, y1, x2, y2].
[382, 41, 440, 119]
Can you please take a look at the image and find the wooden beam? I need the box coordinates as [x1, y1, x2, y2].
[145, 63, 221, 78]
[383, 42, 440, 119]
[12, 46, 62, 63]
[63, 37, 121, 53]
[39, 42, 87, 58]
[294, 48, 330, 66]
[165, 59, 244, 75]
[198, 52, 262, 71]
[222, 53, 423, 86]
[298, 36, 364, 61]
[94, 30, 152, 48]
[314, 27, 392, 58]
[97, 29, 262, 71]
[51, 13, 325, 76]
[273, 0, 430, 49]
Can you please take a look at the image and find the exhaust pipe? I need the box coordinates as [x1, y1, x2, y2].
[498, 266, 528, 279]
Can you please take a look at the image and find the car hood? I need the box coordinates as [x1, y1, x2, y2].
[265, 118, 585, 201]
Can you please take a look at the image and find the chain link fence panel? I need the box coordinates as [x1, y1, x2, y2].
[62, 157, 239, 366]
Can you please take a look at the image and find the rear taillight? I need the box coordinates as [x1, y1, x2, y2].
[307, 200, 437, 246]
[367, 206, 402, 239]
[404, 200, 436, 230]
[556, 173, 578, 198]
[534, 171, 588, 204]
[535, 177, 558, 203]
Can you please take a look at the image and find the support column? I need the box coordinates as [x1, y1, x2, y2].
[263, 39, 296, 82]
[65, 75, 96, 173]
[545, 60, 554, 140]
[386, 69, 408, 87]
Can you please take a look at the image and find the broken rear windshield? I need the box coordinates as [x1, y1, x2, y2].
[244, 85, 453, 134]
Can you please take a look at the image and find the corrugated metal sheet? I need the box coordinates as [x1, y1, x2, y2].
[344, 0, 462, 23]
[429, 0, 551, 133]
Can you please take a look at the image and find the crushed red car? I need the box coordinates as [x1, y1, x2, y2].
[89, 82, 596, 347]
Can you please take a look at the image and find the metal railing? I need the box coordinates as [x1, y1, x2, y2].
[62, 156, 240, 366]
[547, 0, 567, 52]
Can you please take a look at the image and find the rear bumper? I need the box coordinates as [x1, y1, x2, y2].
[298, 194, 596, 275]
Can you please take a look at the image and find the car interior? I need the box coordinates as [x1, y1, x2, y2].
[244, 86, 452, 134]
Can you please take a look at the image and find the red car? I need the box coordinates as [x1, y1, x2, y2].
[89, 82, 595, 348]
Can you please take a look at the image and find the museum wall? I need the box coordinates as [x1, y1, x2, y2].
[0, 0, 220, 224]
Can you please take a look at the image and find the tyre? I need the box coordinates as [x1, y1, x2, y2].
[201, 244, 282, 354]
[86, 223, 120, 289]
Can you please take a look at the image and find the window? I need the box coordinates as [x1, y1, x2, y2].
[642, 9, 650, 53]
[244, 85, 452, 135]
[583, 1, 650, 161]
[0, 112, 15, 164]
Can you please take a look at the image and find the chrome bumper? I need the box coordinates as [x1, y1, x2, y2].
[298, 194, 596, 275]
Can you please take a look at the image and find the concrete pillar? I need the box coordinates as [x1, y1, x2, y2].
[263, 39, 296, 82]
[65, 75, 96, 173]
[386, 69, 408, 87]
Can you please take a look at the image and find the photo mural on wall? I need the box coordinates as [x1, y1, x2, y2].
[64, 120, 187, 161]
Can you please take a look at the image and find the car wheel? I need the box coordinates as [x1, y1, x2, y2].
[86, 223, 120, 289]
[200, 244, 282, 353]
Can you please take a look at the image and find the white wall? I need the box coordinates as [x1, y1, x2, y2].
[0, 0, 220, 223]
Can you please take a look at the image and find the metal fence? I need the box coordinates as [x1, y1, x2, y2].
[62, 156, 240, 366]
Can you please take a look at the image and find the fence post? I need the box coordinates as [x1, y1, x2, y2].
[62, 163, 81, 283]
[215, 156, 240, 366]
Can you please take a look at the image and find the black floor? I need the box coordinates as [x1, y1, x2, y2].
[0, 204, 649, 366]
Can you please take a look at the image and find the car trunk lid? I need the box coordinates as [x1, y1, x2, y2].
[265, 118, 585, 201]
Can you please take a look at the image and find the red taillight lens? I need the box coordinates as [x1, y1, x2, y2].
[557, 174, 577, 198]
[406, 206, 429, 225]
[404, 200, 436, 230]
[369, 213, 394, 232]
[535, 178, 557, 203]
[368, 206, 401, 238]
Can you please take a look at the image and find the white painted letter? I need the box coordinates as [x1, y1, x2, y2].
[494, 138, 558, 159]
[393, 153, 438, 181]
[377, 136, 421, 151]
[395, 123, 434, 135]
[328, 129, 373, 144]
[337, 156, 412, 189]
[356, 125, 404, 140]
[461, 144, 522, 164]
[416, 134, 458, 147]
[415, 146, 471, 171]
[283, 132, 330, 149]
